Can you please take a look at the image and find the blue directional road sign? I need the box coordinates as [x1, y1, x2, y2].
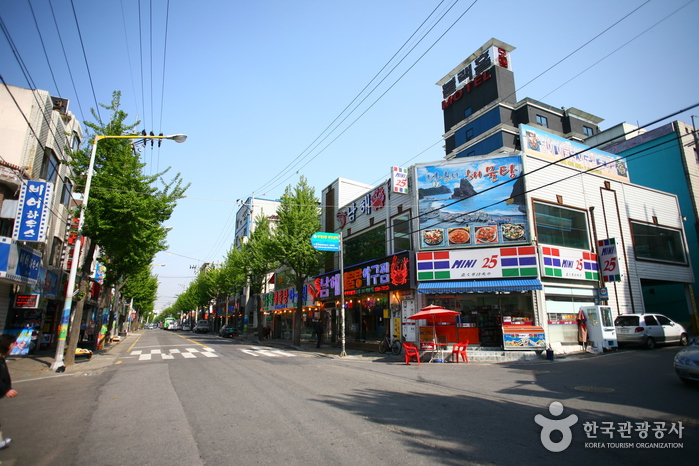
[310, 232, 340, 252]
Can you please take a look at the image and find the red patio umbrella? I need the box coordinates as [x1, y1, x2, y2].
[409, 307, 460, 346]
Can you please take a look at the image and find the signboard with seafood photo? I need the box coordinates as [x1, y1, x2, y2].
[414, 155, 528, 250]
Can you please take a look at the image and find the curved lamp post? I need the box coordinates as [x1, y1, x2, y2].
[51, 133, 186, 371]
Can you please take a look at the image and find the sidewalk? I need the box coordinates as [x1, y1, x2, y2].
[5, 332, 138, 381]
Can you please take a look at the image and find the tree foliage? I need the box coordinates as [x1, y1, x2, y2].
[271, 176, 323, 346]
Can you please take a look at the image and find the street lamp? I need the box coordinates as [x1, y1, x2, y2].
[51, 133, 187, 371]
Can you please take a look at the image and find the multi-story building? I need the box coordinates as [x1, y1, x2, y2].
[437, 38, 603, 161]
[312, 38, 693, 357]
[0, 84, 82, 349]
[588, 120, 699, 333]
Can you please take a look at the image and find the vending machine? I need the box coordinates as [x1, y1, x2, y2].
[579, 306, 618, 352]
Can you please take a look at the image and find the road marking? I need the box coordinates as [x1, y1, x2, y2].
[162, 353, 174, 360]
[139, 354, 152, 361]
[182, 352, 196, 359]
[239, 347, 296, 358]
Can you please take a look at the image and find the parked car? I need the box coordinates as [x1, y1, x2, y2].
[181, 324, 191, 331]
[614, 313, 689, 349]
[219, 325, 238, 338]
[193, 320, 210, 333]
[674, 337, 699, 384]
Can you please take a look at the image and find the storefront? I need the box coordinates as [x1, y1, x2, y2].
[416, 247, 543, 349]
[262, 282, 319, 340]
[314, 251, 415, 343]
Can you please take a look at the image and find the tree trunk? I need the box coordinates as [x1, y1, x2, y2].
[64, 240, 96, 367]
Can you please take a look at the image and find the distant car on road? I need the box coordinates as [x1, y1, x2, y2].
[194, 320, 210, 333]
[614, 313, 688, 349]
[674, 337, 699, 385]
[219, 325, 238, 338]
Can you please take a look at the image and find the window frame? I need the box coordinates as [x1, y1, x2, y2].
[41, 148, 60, 184]
[60, 178, 73, 206]
[630, 220, 687, 265]
[583, 126, 594, 136]
[535, 114, 549, 128]
[533, 201, 590, 250]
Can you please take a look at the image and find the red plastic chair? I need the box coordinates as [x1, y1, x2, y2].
[451, 340, 469, 363]
[403, 342, 421, 365]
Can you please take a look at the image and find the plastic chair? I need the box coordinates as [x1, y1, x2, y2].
[403, 342, 421, 365]
[451, 340, 469, 363]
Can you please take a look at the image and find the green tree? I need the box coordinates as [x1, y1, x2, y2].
[240, 215, 279, 340]
[271, 177, 323, 346]
[62, 91, 189, 366]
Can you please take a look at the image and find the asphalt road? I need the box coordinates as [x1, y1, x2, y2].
[1, 329, 696, 465]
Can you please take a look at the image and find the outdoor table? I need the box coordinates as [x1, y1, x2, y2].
[420, 341, 448, 363]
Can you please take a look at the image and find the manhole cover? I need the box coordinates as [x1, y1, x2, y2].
[568, 385, 615, 393]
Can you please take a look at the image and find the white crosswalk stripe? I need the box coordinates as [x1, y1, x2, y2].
[129, 347, 218, 361]
[239, 347, 296, 358]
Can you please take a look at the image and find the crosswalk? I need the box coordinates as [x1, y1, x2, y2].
[239, 346, 296, 358]
[130, 347, 218, 360]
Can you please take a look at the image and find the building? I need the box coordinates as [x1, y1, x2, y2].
[311, 38, 693, 356]
[437, 38, 604, 161]
[589, 120, 699, 333]
[0, 84, 82, 350]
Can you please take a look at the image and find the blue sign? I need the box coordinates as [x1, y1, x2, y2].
[13, 181, 53, 242]
[0, 237, 42, 284]
[310, 232, 340, 252]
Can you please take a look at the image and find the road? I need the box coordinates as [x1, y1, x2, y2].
[1, 329, 696, 465]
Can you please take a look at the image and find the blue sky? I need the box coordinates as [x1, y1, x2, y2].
[1, 0, 698, 309]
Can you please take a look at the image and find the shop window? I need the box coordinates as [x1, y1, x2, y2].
[630, 221, 686, 264]
[392, 215, 410, 253]
[583, 126, 593, 136]
[536, 114, 548, 128]
[534, 202, 589, 250]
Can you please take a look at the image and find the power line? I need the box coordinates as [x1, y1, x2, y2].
[252, 0, 471, 196]
[69, 0, 102, 123]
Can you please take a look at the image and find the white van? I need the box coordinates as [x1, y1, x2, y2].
[194, 320, 210, 333]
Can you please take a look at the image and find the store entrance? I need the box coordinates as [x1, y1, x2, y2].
[427, 293, 534, 348]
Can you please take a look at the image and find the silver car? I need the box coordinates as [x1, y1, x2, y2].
[674, 337, 699, 384]
[614, 313, 688, 349]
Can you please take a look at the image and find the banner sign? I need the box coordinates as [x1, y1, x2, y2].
[598, 238, 621, 282]
[391, 166, 408, 194]
[520, 125, 630, 182]
[416, 246, 537, 280]
[314, 251, 413, 299]
[13, 181, 53, 242]
[14, 294, 40, 308]
[0, 237, 42, 284]
[415, 155, 528, 250]
[540, 246, 599, 281]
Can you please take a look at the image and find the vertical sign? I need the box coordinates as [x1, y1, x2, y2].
[598, 238, 621, 282]
[391, 166, 408, 193]
[13, 181, 53, 242]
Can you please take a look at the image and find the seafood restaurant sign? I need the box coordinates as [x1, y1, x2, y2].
[414, 155, 528, 251]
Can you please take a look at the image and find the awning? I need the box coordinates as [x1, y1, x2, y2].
[418, 278, 543, 294]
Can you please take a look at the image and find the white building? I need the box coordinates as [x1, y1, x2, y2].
[0, 85, 82, 346]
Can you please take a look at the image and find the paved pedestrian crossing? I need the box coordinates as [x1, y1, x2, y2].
[239, 346, 296, 358]
[130, 347, 218, 360]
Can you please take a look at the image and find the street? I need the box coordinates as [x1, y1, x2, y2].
[1, 329, 697, 465]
